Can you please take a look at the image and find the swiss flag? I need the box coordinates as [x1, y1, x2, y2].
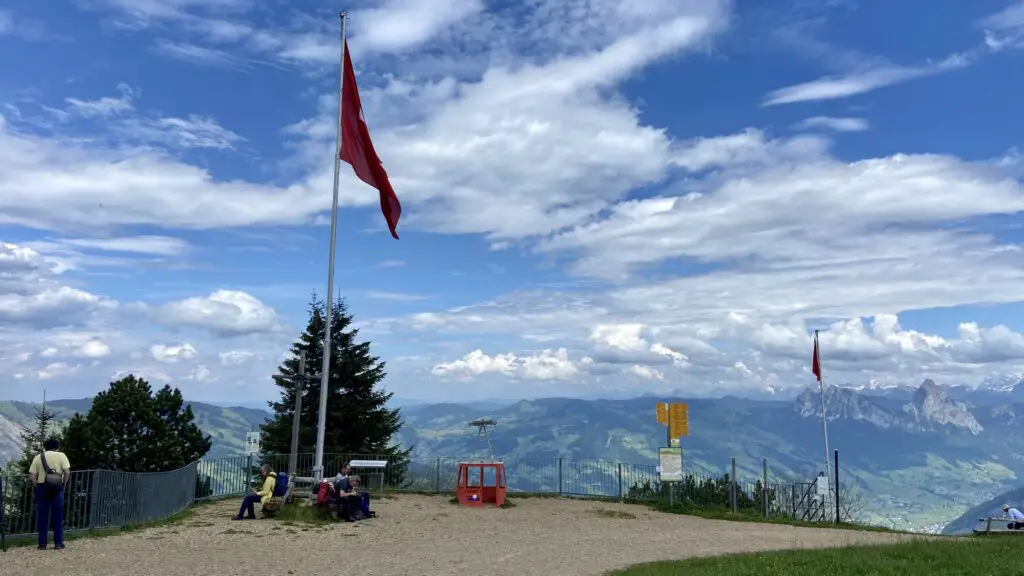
[812, 330, 822, 382]
[339, 40, 401, 239]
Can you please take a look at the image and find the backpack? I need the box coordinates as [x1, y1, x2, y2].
[39, 452, 64, 490]
[315, 482, 332, 506]
[273, 472, 289, 498]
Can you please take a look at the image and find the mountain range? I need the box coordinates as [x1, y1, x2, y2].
[2, 377, 1024, 533]
[0, 398, 268, 464]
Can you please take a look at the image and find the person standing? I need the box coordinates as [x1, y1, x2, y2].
[28, 437, 70, 550]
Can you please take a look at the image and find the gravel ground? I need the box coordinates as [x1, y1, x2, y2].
[5, 494, 935, 575]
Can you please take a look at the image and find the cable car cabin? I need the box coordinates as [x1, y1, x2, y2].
[456, 461, 507, 507]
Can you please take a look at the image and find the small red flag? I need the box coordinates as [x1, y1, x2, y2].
[339, 40, 401, 239]
[812, 330, 822, 382]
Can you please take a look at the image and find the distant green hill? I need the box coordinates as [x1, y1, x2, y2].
[0, 398, 268, 464]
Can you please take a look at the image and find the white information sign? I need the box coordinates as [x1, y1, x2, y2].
[245, 431, 262, 455]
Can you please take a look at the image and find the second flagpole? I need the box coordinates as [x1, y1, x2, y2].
[313, 10, 348, 484]
[815, 330, 834, 520]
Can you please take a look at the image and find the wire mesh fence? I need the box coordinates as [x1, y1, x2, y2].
[1, 462, 199, 539]
[1, 452, 845, 540]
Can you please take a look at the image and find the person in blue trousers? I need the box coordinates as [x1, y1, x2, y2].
[28, 437, 70, 550]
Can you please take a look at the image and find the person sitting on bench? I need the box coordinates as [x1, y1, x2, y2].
[233, 465, 277, 521]
[335, 474, 366, 521]
[1002, 504, 1024, 529]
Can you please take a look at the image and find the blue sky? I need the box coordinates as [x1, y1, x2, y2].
[3, 0, 1024, 404]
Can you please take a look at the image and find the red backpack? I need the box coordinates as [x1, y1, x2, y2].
[315, 481, 332, 506]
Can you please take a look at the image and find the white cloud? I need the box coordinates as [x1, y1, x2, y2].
[0, 242, 292, 401]
[153, 290, 279, 335]
[792, 116, 868, 132]
[37, 362, 80, 380]
[980, 1, 1024, 50]
[75, 339, 111, 358]
[150, 343, 198, 362]
[57, 236, 189, 256]
[151, 39, 250, 68]
[0, 243, 117, 329]
[219, 350, 254, 366]
[352, 0, 485, 53]
[630, 365, 665, 380]
[365, 290, 429, 301]
[762, 53, 973, 106]
[65, 84, 135, 117]
[432, 348, 580, 381]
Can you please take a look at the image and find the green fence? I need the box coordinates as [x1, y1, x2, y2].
[2, 453, 833, 539]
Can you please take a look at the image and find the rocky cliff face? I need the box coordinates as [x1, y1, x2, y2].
[903, 380, 983, 435]
[795, 380, 984, 435]
[795, 385, 906, 428]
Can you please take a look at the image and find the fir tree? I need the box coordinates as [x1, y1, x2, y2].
[15, 402, 63, 473]
[261, 295, 408, 479]
[62, 375, 212, 472]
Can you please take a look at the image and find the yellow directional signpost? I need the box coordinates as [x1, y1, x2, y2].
[655, 402, 688, 506]
[657, 402, 689, 445]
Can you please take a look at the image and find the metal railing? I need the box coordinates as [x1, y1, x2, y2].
[1, 462, 199, 538]
[1, 452, 839, 539]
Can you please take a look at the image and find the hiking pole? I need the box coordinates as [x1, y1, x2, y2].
[1, 466, 7, 552]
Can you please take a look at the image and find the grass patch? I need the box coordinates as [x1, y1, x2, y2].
[610, 538, 1008, 576]
[1, 495, 236, 550]
[270, 502, 333, 526]
[644, 500, 903, 533]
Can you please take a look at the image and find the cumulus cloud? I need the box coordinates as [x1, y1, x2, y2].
[0, 243, 289, 401]
[150, 343, 198, 363]
[432, 348, 581, 381]
[0, 243, 117, 329]
[153, 290, 279, 336]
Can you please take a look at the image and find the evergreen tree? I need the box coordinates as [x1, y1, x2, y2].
[15, 402, 63, 473]
[261, 295, 408, 478]
[62, 375, 212, 472]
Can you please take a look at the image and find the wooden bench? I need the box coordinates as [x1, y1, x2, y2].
[260, 475, 298, 518]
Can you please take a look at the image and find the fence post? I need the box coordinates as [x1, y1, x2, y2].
[834, 449, 840, 524]
[434, 457, 441, 493]
[730, 457, 737, 513]
[762, 457, 768, 517]
[1, 467, 6, 552]
[288, 352, 306, 476]
[791, 484, 797, 518]
[558, 458, 563, 496]
[89, 470, 100, 528]
[617, 462, 623, 500]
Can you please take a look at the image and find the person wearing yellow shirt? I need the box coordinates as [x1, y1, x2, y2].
[27, 437, 70, 550]
[232, 464, 276, 521]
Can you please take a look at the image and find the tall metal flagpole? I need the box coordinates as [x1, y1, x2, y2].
[815, 330, 834, 517]
[313, 10, 348, 484]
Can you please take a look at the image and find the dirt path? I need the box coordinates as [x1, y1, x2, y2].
[4, 494, 935, 575]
